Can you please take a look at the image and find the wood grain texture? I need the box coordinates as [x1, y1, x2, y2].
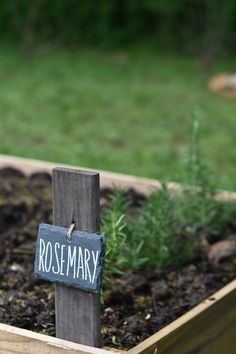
[52, 167, 101, 347]
[127, 279, 236, 354]
[0, 323, 119, 354]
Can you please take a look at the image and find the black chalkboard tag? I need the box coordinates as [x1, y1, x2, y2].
[34, 223, 106, 293]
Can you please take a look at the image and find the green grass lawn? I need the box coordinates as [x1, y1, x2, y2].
[0, 46, 236, 190]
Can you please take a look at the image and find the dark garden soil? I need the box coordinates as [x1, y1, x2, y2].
[0, 167, 235, 350]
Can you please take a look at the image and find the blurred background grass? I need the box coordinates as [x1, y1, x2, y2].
[0, 1, 236, 190]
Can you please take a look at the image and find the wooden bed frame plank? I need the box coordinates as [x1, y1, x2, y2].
[0, 154, 236, 200]
[0, 323, 119, 354]
[127, 280, 236, 354]
[0, 280, 235, 354]
[0, 155, 166, 194]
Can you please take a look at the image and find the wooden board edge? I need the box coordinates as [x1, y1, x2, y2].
[127, 279, 236, 354]
[0, 154, 236, 200]
[0, 154, 164, 193]
[0, 323, 120, 354]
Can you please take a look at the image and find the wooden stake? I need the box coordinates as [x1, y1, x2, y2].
[52, 167, 101, 347]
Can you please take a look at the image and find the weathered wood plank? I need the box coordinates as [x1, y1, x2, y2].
[52, 167, 101, 347]
[127, 279, 236, 354]
[0, 323, 118, 354]
[0, 154, 236, 200]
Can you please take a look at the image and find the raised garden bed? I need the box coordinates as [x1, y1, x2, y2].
[0, 155, 235, 354]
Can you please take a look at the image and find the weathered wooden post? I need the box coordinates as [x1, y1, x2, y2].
[52, 167, 101, 346]
[34, 167, 105, 347]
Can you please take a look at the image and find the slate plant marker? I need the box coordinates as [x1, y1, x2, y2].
[40, 167, 102, 347]
[34, 224, 106, 292]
